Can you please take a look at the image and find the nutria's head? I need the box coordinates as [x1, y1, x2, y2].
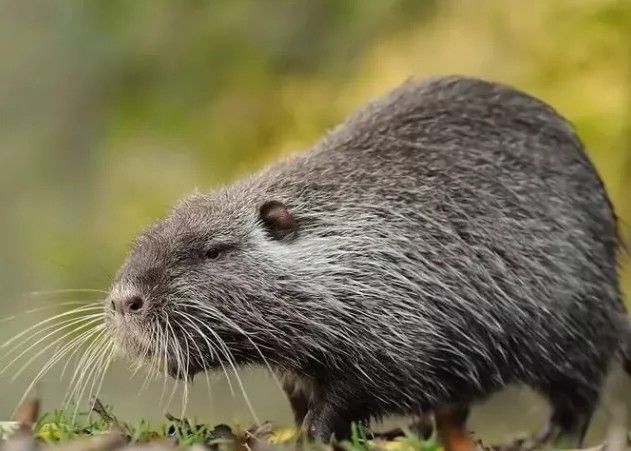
[105, 190, 302, 381]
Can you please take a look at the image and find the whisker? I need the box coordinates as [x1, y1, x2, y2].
[11, 325, 104, 418]
[71, 334, 114, 415]
[58, 332, 106, 409]
[59, 325, 107, 381]
[172, 310, 234, 396]
[141, 324, 165, 395]
[178, 326, 191, 419]
[179, 300, 283, 392]
[158, 317, 174, 410]
[4, 317, 104, 380]
[173, 308, 237, 396]
[56, 331, 106, 409]
[0, 313, 105, 367]
[173, 307, 260, 425]
[66, 327, 108, 392]
[90, 340, 115, 412]
[1, 313, 104, 369]
[174, 314, 214, 408]
[1, 305, 104, 349]
[163, 316, 182, 412]
[150, 324, 164, 383]
[0, 302, 104, 324]
[64, 332, 107, 406]
[189, 302, 282, 368]
[146, 327, 163, 385]
[70, 334, 111, 417]
[26, 325, 104, 392]
[138, 324, 160, 395]
[22, 288, 109, 297]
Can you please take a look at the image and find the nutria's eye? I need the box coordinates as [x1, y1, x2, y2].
[206, 249, 221, 260]
[203, 244, 232, 260]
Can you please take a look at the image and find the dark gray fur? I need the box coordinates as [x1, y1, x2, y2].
[106, 75, 631, 445]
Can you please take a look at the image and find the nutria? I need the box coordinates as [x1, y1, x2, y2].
[105, 75, 630, 448]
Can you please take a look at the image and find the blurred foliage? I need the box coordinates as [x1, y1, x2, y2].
[1, 0, 631, 356]
[0, 0, 438, 295]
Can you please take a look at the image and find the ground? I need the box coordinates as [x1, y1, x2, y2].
[0, 398, 629, 451]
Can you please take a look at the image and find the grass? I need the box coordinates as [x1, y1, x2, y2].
[1, 397, 444, 451]
[4, 397, 630, 451]
[31, 401, 231, 446]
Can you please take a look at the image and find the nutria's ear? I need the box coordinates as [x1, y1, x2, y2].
[259, 200, 297, 241]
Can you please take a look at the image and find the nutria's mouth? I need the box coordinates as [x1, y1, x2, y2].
[106, 306, 242, 383]
[113, 338, 205, 383]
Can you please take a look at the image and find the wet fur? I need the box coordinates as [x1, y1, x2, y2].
[107, 76, 630, 444]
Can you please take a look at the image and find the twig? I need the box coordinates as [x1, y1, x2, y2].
[16, 399, 40, 435]
[90, 398, 128, 435]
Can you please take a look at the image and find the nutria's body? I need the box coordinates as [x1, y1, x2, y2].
[106, 76, 630, 446]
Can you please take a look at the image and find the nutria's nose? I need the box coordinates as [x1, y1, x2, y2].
[110, 295, 145, 315]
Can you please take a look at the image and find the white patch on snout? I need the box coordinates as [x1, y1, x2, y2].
[107, 281, 151, 359]
[109, 281, 141, 303]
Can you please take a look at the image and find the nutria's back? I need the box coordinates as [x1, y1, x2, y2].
[107, 75, 627, 445]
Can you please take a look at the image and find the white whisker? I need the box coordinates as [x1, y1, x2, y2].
[4, 316, 104, 380]
[163, 316, 182, 412]
[70, 334, 112, 418]
[180, 300, 284, 394]
[11, 323, 105, 418]
[23, 289, 109, 297]
[27, 324, 105, 392]
[138, 324, 160, 394]
[59, 325, 107, 381]
[157, 322, 171, 409]
[1, 305, 104, 349]
[173, 306, 260, 425]
[172, 312, 214, 406]
[172, 310, 234, 397]
[0, 302, 103, 324]
[90, 340, 115, 411]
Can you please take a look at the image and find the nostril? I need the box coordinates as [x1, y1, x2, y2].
[110, 295, 145, 315]
[124, 296, 144, 313]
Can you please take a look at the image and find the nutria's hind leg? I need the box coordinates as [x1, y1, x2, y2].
[434, 404, 477, 451]
[533, 379, 599, 449]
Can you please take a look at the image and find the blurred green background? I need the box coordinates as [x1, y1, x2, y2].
[1, 0, 631, 443]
